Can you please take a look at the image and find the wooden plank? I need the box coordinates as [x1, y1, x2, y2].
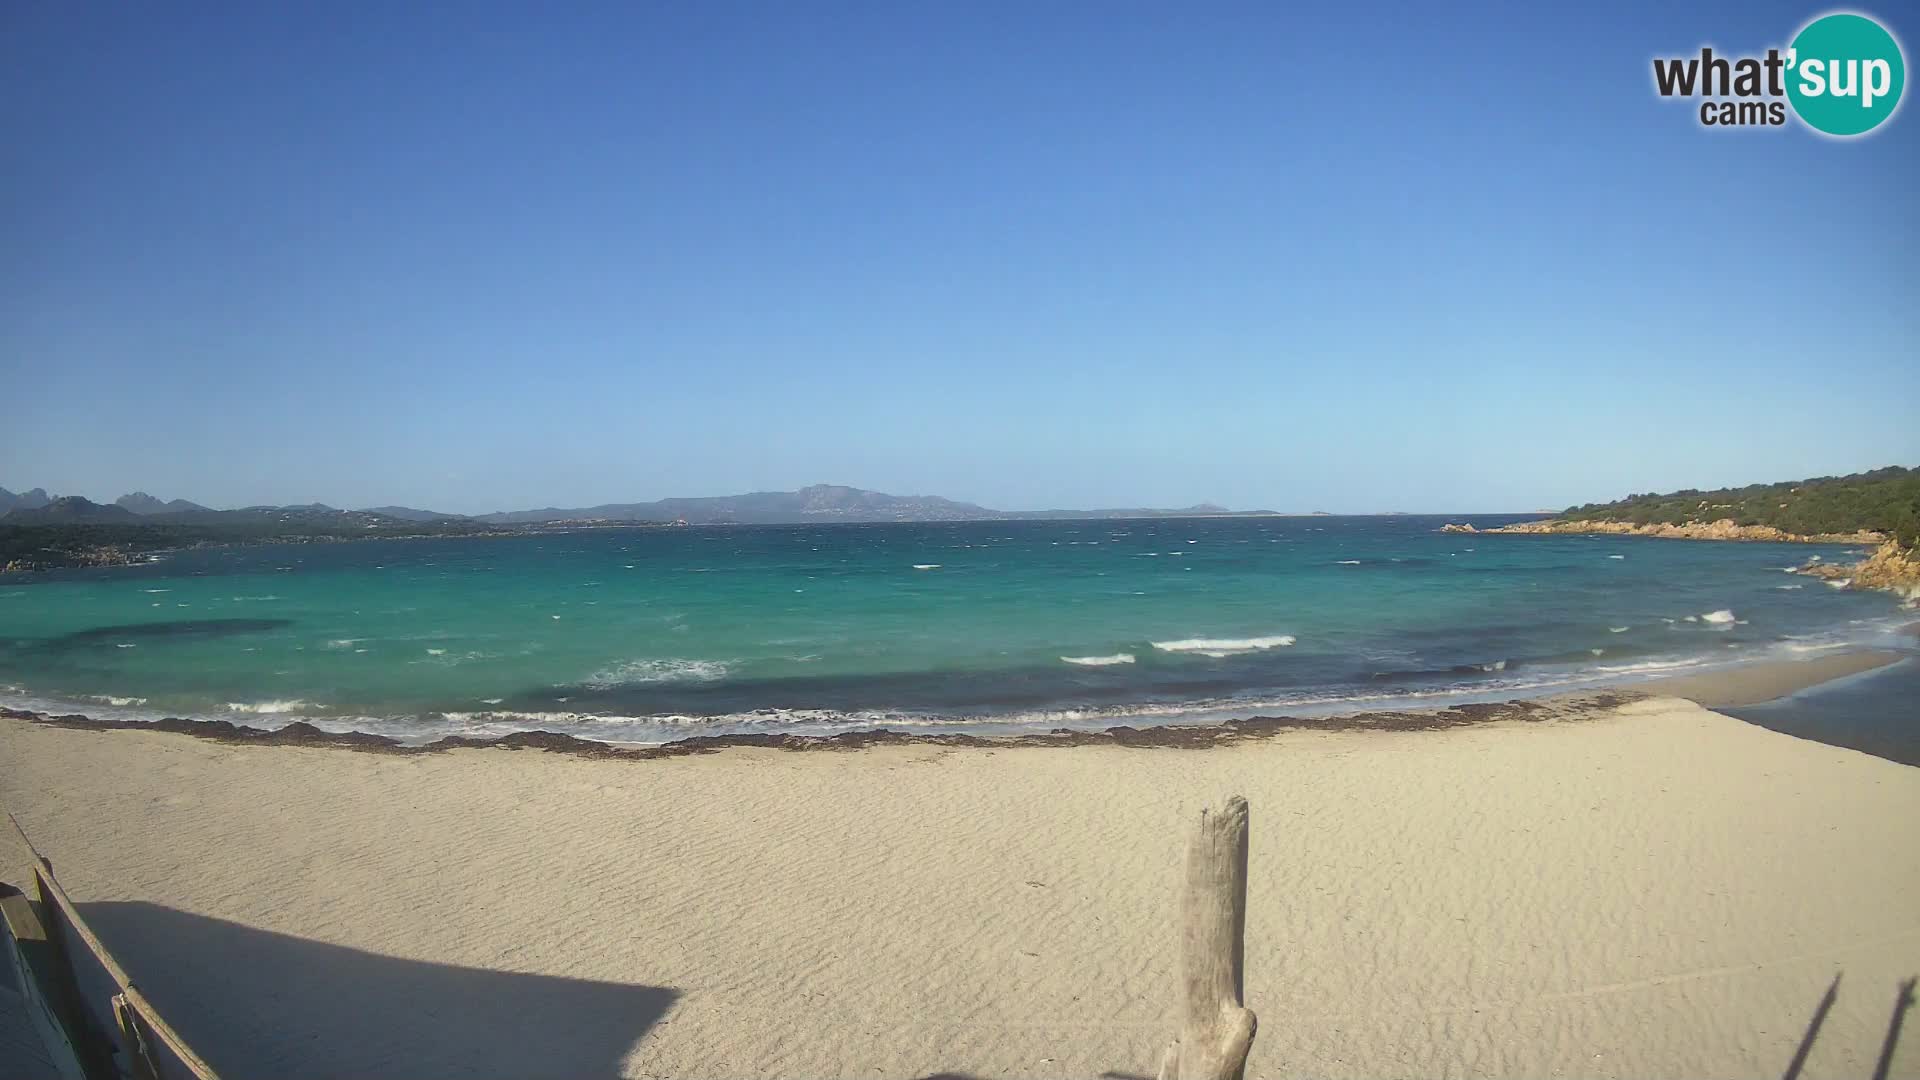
[1158, 796, 1257, 1080]
[7, 814, 222, 1080]
[1, 885, 111, 1080]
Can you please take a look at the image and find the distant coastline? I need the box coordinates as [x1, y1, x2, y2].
[1, 500, 1538, 574]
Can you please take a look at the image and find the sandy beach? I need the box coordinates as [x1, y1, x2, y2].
[3, 681, 1918, 1079]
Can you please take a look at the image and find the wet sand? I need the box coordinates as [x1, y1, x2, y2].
[1635, 649, 1908, 707]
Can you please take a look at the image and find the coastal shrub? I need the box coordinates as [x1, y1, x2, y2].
[1563, 466, 1920, 546]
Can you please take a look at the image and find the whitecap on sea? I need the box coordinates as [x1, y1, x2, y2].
[1061, 653, 1136, 666]
[1151, 635, 1295, 658]
[584, 658, 729, 689]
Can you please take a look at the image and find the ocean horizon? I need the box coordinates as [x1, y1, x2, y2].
[1, 514, 1910, 745]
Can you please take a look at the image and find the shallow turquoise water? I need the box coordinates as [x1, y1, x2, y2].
[0, 516, 1908, 743]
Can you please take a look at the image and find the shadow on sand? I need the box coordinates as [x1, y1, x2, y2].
[1782, 972, 1917, 1080]
[79, 902, 676, 1080]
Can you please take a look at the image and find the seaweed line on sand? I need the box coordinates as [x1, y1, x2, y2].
[1, 693, 1641, 761]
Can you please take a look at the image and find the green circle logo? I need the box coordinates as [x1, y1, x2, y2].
[1786, 13, 1906, 136]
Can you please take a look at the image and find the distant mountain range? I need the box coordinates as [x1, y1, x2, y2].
[0, 487, 52, 514]
[0, 495, 441, 530]
[115, 491, 210, 515]
[1, 483, 1283, 526]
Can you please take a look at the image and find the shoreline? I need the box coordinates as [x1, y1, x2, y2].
[4, 649, 1906, 763]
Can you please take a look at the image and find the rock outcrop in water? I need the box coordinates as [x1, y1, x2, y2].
[1792, 542, 1920, 604]
[1439, 518, 1884, 544]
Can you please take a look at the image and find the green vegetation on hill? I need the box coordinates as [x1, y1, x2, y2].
[1564, 466, 1920, 548]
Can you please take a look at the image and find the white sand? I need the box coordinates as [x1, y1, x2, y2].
[2, 697, 1917, 1079]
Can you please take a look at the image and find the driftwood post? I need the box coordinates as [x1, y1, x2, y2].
[1158, 796, 1256, 1080]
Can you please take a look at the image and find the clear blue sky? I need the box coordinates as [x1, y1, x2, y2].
[3, 2, 1914, 514]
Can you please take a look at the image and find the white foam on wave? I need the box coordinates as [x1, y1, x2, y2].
[1336, 560, 1362, 565]
[1608, 554, 1625, 560]
[584, 658, 729, 689]
[1593, 658, 1708, 675]
[1775, 584, 1804, 590]
[225, 699, 311, 714]
[325, 639, 360, 649]
[83, 695, 148, 707]
[1061, 653, 1136, 666]
[1701, 609, 1736, 625]
[912, 564, 942, 570]
[426, 648, 447, 656]
[1825, 579, 1851, 589]
[1152, 635, 1296, 658]
[143, 588, 171, 594]
[1609, 626, 1630, 633]
[115, 643, 136, 649]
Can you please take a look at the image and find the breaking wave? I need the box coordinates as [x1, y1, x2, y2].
[224, 699, 312, 715]
[1151, 635, 1296, 658]
[1060, 653, 1136, 666]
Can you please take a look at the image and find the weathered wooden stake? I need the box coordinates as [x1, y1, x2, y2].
[1158, 795, 1256, 1080]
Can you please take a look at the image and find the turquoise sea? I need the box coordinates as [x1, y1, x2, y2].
[1, 516, 1911, 744]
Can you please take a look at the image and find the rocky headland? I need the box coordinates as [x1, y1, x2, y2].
[1787, 541, 1920, 603]
[1438, 518, 1884, 543]
[1439, 520, 1919, 603]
